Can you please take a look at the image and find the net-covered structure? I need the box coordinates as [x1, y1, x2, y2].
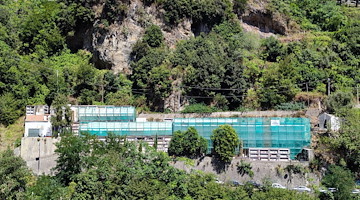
[76, 106, 311, 159]
[172, 118, 311, 159]
[80, 122, 173, 137]
[77, 106, 136, 122]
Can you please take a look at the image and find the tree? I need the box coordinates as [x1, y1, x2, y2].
[211, 125, 240, 163]
[142, 24, 164, 48]
[331, 109, 360, 176]
[0, 149, 32, 199]
[0, 93, 22, 126]
[251, 188, 317, 200]
[147, 64, 172, 111]
[54, 133, 94, 185]
[168, 127, 207, 158]
[50, 94, 72, 136]
[261, 36, 284, 62]
[325, 91, 353, 114]
[322, 165, 354, 200]
[26, 175, 73, 199]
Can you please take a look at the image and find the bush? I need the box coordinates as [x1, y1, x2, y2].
[261, 36, 285, 62]
[181, 103, 218, 113]
[322, 165, 355, 200]
[161, 0, 232, 27]
[325, 91, 353, 114]
[275, 102, 305, 111]
[237, 160, 254, 177]
[143, 24, 164, 48]
[168, 127, 208, 158]
[211, 125, 240, 163]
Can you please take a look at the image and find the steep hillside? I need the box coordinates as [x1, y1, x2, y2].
[0, 118, 24, 151]
[0, 0, 359, 122]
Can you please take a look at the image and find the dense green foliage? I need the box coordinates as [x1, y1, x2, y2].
[0, 134, 318, 199]
[168, 127, 207, 158]
[181, 103, 218, 113]
[0, 0, 359, 121]
[270, 0, 348, 31]
[321, 165, 355, 200]
[161, 0, 233, 28]
[237, 160, 254, 178]
[211, 125, 240, 163]
[326, 109, 360, 177]
[0, 149, 32, 199]
[275, 102, 305, 111]
[325, 91, 354, 114]
[0, 0, 359, 197]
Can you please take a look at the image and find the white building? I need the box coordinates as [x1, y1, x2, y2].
[318, 113, 340, 132]
[24, 106, 52, 137]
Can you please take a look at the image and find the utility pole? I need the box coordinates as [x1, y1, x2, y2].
[101, 84, 104, 103]
[357, 84, 359, 105]
[56, 69, 59, 93]
[100, 73, 105, 103]
[306, 82, 309, 106]
[37, 138, 40, 175]
[327, 78, 331, 96]
[173, 85, 176, 112]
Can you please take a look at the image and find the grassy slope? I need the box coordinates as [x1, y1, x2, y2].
[0, 117, 24, 151]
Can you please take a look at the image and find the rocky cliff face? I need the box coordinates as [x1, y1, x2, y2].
[86, 0, 193, 74]
[78, 0, 296, 74]
[241, 0, 299, 36]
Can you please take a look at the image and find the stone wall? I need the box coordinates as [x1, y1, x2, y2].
[139, 110, 302, 121]
[171, 156, 320, 188]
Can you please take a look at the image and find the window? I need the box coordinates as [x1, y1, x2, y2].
[28, 129, 40, 137]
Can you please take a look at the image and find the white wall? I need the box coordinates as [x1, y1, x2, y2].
[24, 121, 52, 137]
[330, 116, 340, 132]
[318, 113, 340, 132]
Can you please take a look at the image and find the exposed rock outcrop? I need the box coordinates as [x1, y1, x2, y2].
[87, 0, 193, 73]
[240, 0, 299, 36]
[77, 0, 301, 73]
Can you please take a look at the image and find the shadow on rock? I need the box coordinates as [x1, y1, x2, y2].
[211, 157, 229, 173]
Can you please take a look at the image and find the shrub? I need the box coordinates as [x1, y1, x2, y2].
[161, 0, 232, 27]
[181, 103, 217, 113]
[211, 125, 240, 163]
[261, 36, 285, 62]
[275, 102, 305, 111]
[325, 91, 353, 114]
[143, 24, 164, 48]
[168, 127, 207, 158]
[237, 160, 254, 177]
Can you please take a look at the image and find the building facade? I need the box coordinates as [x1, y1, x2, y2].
[24, 105, 52, 137]
[24, 105, 311, 160]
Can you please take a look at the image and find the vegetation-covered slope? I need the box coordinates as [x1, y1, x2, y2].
[0, 0, 359, 198]
[0, 0, 358, 120]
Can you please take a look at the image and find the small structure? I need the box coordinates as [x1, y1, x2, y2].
[24, 105, 52, 137]
[318, 113, 340, 132]
[247, 148, 290, 161]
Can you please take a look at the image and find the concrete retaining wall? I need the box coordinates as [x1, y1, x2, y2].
[20, 137, 59, 175]
[171, 156, 320, 188]
[139, 111, 302, 121]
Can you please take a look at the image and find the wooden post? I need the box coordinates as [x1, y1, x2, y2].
[327, 78, 331, 96]
[357, 84, 359, 105]
[306, 82, 309, 106]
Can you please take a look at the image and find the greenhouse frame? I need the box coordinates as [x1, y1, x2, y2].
[77, 106, 311, 159]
